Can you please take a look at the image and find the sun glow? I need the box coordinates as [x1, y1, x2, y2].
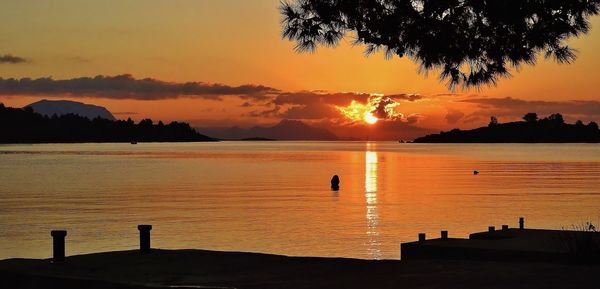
[337, 95, 401, 125]
[365, 112, 378, 124]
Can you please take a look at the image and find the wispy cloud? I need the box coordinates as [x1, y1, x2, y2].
[0, 54, 28, 64]
[66, 56, 92, 63]
[0, 74, 280, 100]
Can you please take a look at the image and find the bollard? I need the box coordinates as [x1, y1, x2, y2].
[519, 217, 524, 230]
[50, 230, 67, 263]
[502, 225, 509, 230]
[441, 230, 448, 239]
[418, 233, 426, 242]
[138, 225, 152, 253]
[488, 226, 495, 232]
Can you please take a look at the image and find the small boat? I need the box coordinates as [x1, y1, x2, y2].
[130, 141, 138, 145]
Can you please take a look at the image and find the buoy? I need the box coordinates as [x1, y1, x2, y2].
[331, 175, 340, 191]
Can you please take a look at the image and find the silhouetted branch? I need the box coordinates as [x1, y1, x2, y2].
[280, 0, 600, 89]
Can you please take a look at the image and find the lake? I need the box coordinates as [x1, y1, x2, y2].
[1, 142, 599, 260]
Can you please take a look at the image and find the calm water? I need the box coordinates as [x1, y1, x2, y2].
[1, 142, 599, 260]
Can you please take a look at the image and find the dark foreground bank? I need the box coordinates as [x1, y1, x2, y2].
[1, 249, 600, 289]
[0, 103, 216, 143]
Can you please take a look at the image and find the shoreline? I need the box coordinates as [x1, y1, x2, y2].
[2, 248, 600, 289]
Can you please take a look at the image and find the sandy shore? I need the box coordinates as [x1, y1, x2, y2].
[1, 249, 599, 289]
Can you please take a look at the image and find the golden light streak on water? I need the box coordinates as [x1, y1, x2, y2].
[365, 143, 381, 258]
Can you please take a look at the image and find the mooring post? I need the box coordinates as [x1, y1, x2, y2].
[488, 226, 495, 232]
[519, 217, 524, 230]
[441, 230, 448, 239]
[138, 225, 152, 253]
[418, 233, 426, 242]
[502, 225, 509, 230]
[50, 230, 67, 263]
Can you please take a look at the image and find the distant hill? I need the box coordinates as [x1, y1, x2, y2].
[0, 103, 215, 143]
[414, 113, 600, 143]
[26, 99, 115, 120]
[198, 119, 339, 140]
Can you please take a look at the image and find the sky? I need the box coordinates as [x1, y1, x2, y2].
[1, 0, 599, 139]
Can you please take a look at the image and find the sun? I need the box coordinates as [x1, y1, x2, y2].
[337, 99, 382, 125]
[364, 112, 378, 124]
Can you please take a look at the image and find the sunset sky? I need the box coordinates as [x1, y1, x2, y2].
[1, 0, 599, 139]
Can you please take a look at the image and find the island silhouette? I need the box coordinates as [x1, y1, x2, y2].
[414, 113, 600, 143]
[0, 103, 215, 143]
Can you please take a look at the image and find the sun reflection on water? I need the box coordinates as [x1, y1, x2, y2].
[365, 143, 382, 259]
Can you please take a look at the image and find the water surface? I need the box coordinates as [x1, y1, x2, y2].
[1, 142, 599, 260]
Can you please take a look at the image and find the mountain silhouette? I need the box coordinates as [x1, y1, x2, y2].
[198, 119, 338, 140]
[26, 99, 115, 120]
[414, 113, 600, 143]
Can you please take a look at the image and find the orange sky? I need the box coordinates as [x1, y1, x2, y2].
[1, 0, 599, 139]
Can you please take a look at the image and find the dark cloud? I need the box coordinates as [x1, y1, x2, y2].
[273, 91, 370, 106]
[371, 97, 398, 119]
[461, 97, 600, 122]
[66, 56, 92, 63]
[445, 109, 465, 124]
[387, 93, 424, 102]
[0, 54, 28, 64]
[0, 74, 279, 100]
[247, 106, 281, 118]
[405, 113, 422, 124]
[279, 103, 342, 119]
[262, 91, 423, 121]
[272, 91, 422, 107]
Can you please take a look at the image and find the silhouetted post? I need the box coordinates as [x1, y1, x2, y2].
[138, 225, 152, 253]
[50, 230, 67, 263]
[331, 175, 340, 191]
[441, 230, 448, 239]
[502, 225, 509, 230]
[418, 233, 426, 242]
[488, 226, 495, 232]
[519, 217, 524, 230]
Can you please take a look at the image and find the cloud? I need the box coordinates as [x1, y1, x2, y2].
[279, 103, 342, 119]
[0, 54, 28, 64]
[272, 91, 422, 107]
[261, 90, 423, 121]
[247, 106, 281, 118]
[460, 97, 600, 122]
[387, 93, 424, 102]
[273, 91, 370, 106]
[66, 56, 92, 63]
[405, 113, 422, 124]
[445, 109, 465, 124]
[0, 74, 279, 100]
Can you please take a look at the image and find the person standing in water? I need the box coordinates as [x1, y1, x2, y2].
[331, 175, 340, 191]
